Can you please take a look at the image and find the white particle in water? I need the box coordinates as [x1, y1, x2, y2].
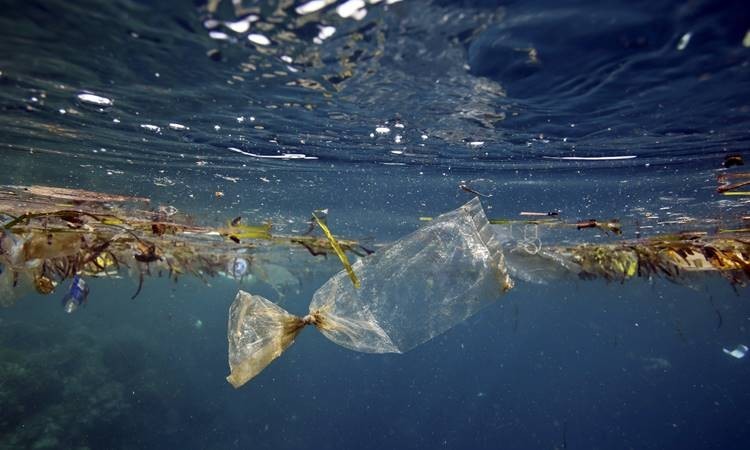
[214, 125, 221, 131]
[227, 147, 318, 160]
[248, 33, 271, 46]
[295, 0, 332, 15]
[169, 123, 189, 131]
[209, 30, 230, 40]
[58, 109, 66, 114]
[677, 32, 692, 51]
[315, 26, 336, 43]
[112, 118, 120, 123]
[469, 141, 485, 147]
[225, 19, 250, 34]
[203, 19, 220, 29]
[140, 124, 161, 133]
[237, 116, 245, 123]
[352, 7, 367, 20]
[337, 0, 365, 18]
[375, 126, 390, 134]
[281, 55, 293, 64]
[77, 92, 113, 106]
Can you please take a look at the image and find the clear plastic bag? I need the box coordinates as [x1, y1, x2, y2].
[226, 198, 513, 388]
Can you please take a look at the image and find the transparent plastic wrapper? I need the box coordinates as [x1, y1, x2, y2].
[723, 344, 748, 359]
[227, 198, 513, 388]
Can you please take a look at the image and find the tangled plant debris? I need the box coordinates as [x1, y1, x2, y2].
[0, 185, 371, 308]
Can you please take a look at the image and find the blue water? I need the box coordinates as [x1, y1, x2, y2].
[1, 0, 750, 449]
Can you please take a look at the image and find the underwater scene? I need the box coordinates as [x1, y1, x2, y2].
[1, 0, 750, 449]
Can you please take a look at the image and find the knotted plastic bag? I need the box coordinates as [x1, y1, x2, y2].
[226, 198, 513, 388]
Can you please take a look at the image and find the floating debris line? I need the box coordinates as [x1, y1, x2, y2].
[1, 187, 748, 388]
[0, 185, 371, 307]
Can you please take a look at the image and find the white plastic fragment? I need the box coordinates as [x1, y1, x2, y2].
[247, 33, 271, 46]
[169, 123, 189, 131]
[337, 0, 365, 18]
[225, 19, 251, 34]
[140, 124, 161, 133]
[203, 19, 220, 29]
[77, 92, 113, 106]
[352, 7, 367, 20]
[375, 126, 390, 134]
[723, 344, 748, 359]
[677, 32, 692, 51]
[209, 30, 230, 40]
[319, 26, 336, 39]
[295, 0, 334, 15]
[314, 26, 336, 44]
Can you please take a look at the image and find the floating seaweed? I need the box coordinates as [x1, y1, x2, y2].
[518, 235, 750, 286]
[0, 185, 371, 306]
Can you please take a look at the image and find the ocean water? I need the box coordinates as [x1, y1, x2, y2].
[1, 0, 750, 449]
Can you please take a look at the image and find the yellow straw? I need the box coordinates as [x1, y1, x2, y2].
[312, 213, 360, 288]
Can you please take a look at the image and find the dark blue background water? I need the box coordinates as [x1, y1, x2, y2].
[1, 0, 750, 449]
